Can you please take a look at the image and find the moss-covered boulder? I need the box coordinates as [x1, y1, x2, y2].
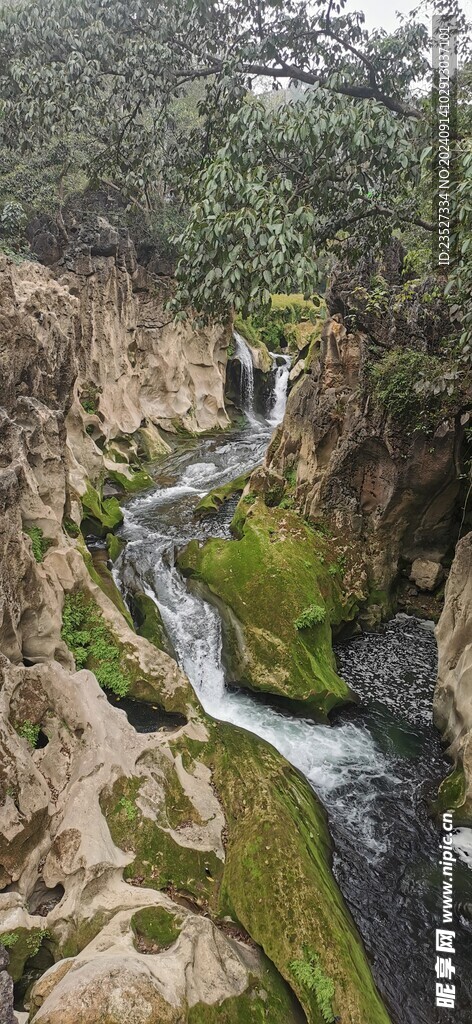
[80, 482, 123, 537]
[170, 723, 391, 1024]
[178, 499, 356, 717]
[129, 591, 175, 658]
[0, 927, 49, 983]
[101, 772, 223, 905]
[194, 473, 250, 518]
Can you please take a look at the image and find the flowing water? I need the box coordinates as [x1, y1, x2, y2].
[115, 343, 472, 1024]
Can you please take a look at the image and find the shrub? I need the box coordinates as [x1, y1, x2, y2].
[370, 348, 438, 425]
[294, 603, 326, 630]
[25, 526, 51, 563]
[17, 721, 40, 748]
[290, 948, 335, 1023]
[61, 592, 131, 696]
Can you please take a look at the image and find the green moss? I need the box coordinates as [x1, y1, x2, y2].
[433, 766, 472, 822]
[131, 907, 181, 950]
[81, 482, 123, 535]
[0, 928, 49, 982]
[24, 525, 51, 563]
[106, 467, 154, 493]
[209, 725, 390, 1024]
[61, 585, 192, 712]
[101, 775, 222, 903]
[194, 473, 250, 518]
[132, 592, 172, 655]
[106, 532, 125, 562]
[59, 913, 110, 960]
[178, 500, 354, 717]
[78, 537, 133, 628]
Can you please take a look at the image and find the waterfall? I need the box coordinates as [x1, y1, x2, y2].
[268, 352, 291, 426]
[233, 330, 256, 419]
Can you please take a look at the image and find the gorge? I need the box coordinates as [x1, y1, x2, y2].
[0, 222, 471, 1024]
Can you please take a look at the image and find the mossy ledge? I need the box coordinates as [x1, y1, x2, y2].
[194, 472, 250, 518]
[178, 498, 359, 718]
[177, 723, 391, 1024]
[61, 590, 190, 713]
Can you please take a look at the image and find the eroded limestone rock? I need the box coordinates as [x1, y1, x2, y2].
[434, 532, 472, 813]
[410, 558, 444, 592]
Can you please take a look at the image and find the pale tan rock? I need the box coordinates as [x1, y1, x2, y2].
[29, 907, 259, 1022]
[434, 532, 472, 806]
[410, 558, 444, 592]
[0, 252, 253, 1018]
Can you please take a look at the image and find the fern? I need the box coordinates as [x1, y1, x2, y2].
[290, 948, 335, 1023]
[294, 603, 326, 630]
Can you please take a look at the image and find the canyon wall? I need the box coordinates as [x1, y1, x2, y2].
[265, 314, 464, 621]
[434, 532, 472, 816]
[0, 244, 391, 1024]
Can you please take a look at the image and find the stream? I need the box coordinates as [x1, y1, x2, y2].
[114, 343, 472, 1024]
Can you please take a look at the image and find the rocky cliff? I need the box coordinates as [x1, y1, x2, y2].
[0, 245, 392, 1024]
[434, 531, 472, 818]
[265, 313, 465, 623]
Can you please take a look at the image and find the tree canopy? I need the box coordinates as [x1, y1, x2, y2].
[0, 0, 470, 337]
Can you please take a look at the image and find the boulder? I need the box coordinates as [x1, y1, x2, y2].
[409, 558, 444, 592]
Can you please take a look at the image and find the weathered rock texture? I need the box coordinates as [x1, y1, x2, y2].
[266, 315, 463, 617]
[0, 248, 250, 1022]
[0, 244, 391, 1024]
[434, 531, 472, 814]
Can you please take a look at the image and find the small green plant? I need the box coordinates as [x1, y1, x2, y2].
[328, 563, 339, 576]
[279, 495, 295, 509]
[284, 466, 297, 488]
[290, 947, 335, 1023]
[63, 516, 80, 538]
[0, 932, 19, 948]
[61, 592, 131, 697]
[80, 383, 101, 415]
[25, 526, 51, 563]
[17, 721, 40, 748]
[118, 796, 138, 822]
[294, 603, 326, 630]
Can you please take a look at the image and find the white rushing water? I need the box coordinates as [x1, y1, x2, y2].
[232, 330, 258, 424]
[118, 357, 385, 859]
[268, 352, 291, 426]
[115, 360, 471, 1024]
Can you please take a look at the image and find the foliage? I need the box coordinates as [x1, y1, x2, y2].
[171, 87, 430, 318]
[61, 591, 130, 696]
[63, 516, 80, 538]
[17, 720, 40, 748]
[80, 382, 100, 415]
[25, 525, 50, 563]
[117, 796, 137, 822]
[0, 932, 19, 948]
[294, 604, 326, 630]
[369, 347, 462, 427]
[290, 947, 336, 1023]
[0, 0, 455, 315]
